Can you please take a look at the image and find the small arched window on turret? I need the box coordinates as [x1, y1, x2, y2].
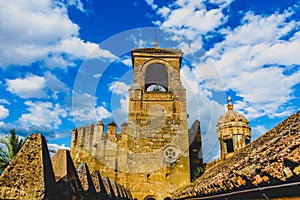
[145, 63, 168, 92]
[225, 139, 234, 153]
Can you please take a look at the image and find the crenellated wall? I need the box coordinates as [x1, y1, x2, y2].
[71, 121, 129, 175]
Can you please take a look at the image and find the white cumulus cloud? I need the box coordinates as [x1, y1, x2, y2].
[19, 101, 67, 130]
[96, 106, 113, 120]
[202, 10, 300, 119]
[72, 93, 112, 126]
[109, 81, 130, 125]
[62, 0, 84, 11]
[0, 0, 116, 68]
[155, 2, 300, 123]
[0, 105, 9, 120]
[153, 0, 230, 55]
[6, 75, 46, 98]
[44, 71, 70, 99]
[145, 0, 158, 10]
[109, 81, 130, 95]
[6, 72, 69, 99]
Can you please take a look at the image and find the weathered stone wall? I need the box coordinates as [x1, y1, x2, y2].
[71, 125, 190, 199]
[71, 122, 129, 173]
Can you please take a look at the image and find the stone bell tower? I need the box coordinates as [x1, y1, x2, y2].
[125, 42, 190, 200]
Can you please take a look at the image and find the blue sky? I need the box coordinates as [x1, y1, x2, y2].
[0, 0, 299, 161]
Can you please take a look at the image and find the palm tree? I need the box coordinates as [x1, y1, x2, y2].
[0, 129, 25, 172]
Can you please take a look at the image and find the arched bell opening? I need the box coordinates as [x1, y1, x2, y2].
[145, 63, 168, 92]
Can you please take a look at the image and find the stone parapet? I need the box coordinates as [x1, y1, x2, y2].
[0, 134, 61, 200]
[51, 149, 84, 199]
[0, 134, 132, 200]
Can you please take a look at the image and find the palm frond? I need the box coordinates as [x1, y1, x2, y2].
[0, 129, 24, 173]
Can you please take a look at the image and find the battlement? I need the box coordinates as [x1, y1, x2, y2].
[73, 121, 126, 140]
[71, 121, 129, 156]
[70, 121, 129, 174]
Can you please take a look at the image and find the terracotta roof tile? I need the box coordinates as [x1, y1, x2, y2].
[173, 110, 300, 199]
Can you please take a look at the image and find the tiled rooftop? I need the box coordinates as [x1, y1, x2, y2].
[173, 110, 300, 199]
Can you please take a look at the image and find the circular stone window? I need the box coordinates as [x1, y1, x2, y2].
[162, 145, 180, 165]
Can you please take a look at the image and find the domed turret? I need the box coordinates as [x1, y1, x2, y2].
[216, 97, 251, 159]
